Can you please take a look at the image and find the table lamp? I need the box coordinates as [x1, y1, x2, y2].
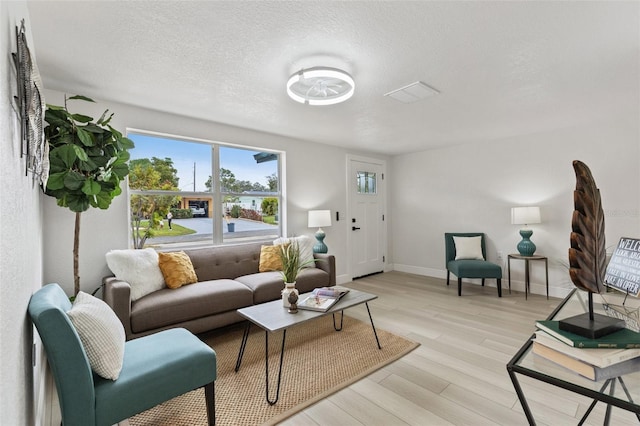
[308, 210, 332, 253]
[511, 206, 541, 256]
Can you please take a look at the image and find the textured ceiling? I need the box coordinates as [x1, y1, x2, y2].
[27, 1, 639, 155]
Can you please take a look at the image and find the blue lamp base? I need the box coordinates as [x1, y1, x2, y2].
[313, 229, 328, 253]
[517, 229, 536, 256]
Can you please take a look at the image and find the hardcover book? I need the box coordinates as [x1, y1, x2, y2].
[532, 341, 640, 381]
[536, 320, 640, 349]
[298, 287, 349, 312]
[534, 331, 640, 368]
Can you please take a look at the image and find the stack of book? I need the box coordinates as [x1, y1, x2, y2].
[533, 320, 640, 381]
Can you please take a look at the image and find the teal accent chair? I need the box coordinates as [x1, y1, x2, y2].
[28, 283, 217, 426]
[445, 233, 502, 297]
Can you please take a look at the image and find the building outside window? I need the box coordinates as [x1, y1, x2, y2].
[128, 132, 281, 249]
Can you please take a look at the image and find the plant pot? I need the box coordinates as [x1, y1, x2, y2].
[282, 282, 298, 308]
[227, 223, 235, 232]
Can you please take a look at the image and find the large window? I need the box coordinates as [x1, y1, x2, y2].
[128, 132, 281, 249]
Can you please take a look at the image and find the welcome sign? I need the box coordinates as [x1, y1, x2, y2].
[605, 237, 640, 297]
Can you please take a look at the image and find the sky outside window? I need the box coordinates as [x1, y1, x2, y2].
[128, 133, 278, 192]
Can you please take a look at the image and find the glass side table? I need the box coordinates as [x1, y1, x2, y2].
[507, 289, 640, 425]
[507, 253, 549, 300]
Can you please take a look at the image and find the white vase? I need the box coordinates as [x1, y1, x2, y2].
[282, 282, 298, 308]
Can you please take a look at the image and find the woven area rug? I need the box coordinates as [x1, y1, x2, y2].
[129, 315, 418, 426]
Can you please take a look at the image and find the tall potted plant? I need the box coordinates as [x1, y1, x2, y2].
[44, 95, 134, 296]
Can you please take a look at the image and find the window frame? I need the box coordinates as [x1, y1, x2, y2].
[126, 129, 283, 248]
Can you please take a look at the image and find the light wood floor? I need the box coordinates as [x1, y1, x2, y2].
[279, 271, 640, 426]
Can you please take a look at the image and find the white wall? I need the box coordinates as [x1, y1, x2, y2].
[391, 113, 640, 298]
[0, 2, 46, 424]
[41, 90, 388, 295]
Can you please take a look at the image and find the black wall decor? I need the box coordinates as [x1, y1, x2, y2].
[12, 19, 48, 186]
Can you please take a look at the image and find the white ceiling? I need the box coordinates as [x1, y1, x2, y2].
[27, 1, 639, 156]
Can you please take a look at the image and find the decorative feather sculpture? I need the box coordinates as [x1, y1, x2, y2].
[568, 160, 606, 294]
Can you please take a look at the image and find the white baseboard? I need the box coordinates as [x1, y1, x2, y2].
[392, 264, 572, 299]
[393, 263, 445, 279]
[336, 273, 351, 285]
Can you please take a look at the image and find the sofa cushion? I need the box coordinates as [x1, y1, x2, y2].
[130, 280, 253, 333]
[259, 245, 283, 272]
[235, 268, 331, 304]
[184, 242, 263, 282]
[158, 251, 198, 289]
[105, 248, 165, 301]
[273, 235, 316, 268]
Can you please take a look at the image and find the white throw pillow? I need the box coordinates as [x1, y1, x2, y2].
[105, 248, 165, 301]
[453, 236, 485, 260]
[273, 235, 316, 268]
[67, 292, 125, 380]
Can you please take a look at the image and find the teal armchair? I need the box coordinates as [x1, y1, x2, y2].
[445, 232, 502, 297]
[28, 283, 217, 426]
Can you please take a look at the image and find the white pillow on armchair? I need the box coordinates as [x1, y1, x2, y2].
[453, 236, 484, 260]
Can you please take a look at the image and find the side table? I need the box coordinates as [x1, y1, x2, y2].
[507, 254, 549, 299]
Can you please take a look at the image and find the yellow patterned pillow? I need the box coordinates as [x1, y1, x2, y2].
[158, 251, 198, 289]
[259, 245, 283, 272]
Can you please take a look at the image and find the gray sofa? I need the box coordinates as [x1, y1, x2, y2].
[103, 242, 336, 340]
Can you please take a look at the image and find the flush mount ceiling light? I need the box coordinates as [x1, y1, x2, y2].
[286, 67, 355, 106]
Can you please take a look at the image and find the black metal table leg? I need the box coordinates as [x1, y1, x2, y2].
[617, 377, 640, 422]
[235, 322, 251, 372]
[507, 368, 536, 425]
[365, 302, 382, 350]
[604, 379, 615, 425]
[333, 310, 344, 331]
[265, 329, 287, 405]
[578, 379, 613, 425]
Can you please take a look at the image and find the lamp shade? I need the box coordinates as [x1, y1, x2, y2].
[511, 207, 541, 226]
[308, 210, 332, 228]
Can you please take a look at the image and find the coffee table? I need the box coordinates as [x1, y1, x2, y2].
[234, 288, 381, 405]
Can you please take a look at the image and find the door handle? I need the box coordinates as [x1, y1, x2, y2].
[352, 226, 361, 231]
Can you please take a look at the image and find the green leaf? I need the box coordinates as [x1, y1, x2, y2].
[111, 163, 130, 178]
[96, 109, 108, 125]
[66, 194, 91, 212]
[82, 179, 101, 195]
[79, 158, 98, 172]
[68, 95, 95, 103]
[45, 110, 73, 130]
[63, 171, 86, 190]
[47, 155, 66, 173]
[94, 191, 112, 209]
[108, 125, 123, 139]
[71, 114, 93, 123]
[76, 128, 94, 146]
[46, 104, 66, 111]
[118, 136, 135, 150]
[83, 124, 106, 134]
[46, 172, 67, 190]
[118, 150, 130, 162]
[52, 144, 78, 168]
[99, 111, 114, 126]
[72, 145, 89, 162]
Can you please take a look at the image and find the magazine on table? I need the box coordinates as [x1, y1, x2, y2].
[298, 286, 350, 312]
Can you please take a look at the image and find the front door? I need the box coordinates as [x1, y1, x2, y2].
[348, 157, 385, 279]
